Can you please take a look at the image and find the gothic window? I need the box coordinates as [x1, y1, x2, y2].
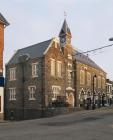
[98, 76, 101, 88]
[80, 70, 85, 85]
[102, 77, 105, 89]
[51, 59, 55, 76]
[28, 86, 36, 100]
[94, 76, 97, 88]
[9, 67, 16, 81]
[94, 77, 97, 87]
[9, 88, 16, 100]
[57, 61, 62, 77]
[32, 62, 38, 77]
[87, 72, 91, 86]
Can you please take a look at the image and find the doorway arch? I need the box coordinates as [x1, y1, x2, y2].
[68, 92, 75, 107]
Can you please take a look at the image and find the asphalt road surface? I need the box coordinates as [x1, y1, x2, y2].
[0, 108, 113, 140]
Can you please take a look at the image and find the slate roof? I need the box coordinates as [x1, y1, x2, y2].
[75, 51, 104, 72]
[8, 39, 52, 65]
[7, 38, 105, 72]
[0, 13, 9, 26]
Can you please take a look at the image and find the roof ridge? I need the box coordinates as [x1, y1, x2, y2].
[75, 50, 105, 72]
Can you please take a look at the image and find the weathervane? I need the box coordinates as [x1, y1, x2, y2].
[64, 11, 67, 19]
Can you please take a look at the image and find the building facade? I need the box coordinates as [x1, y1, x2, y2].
[0, 13, 9, 119]
[5, 19, 106, 120]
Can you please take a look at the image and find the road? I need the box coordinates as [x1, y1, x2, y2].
[0, 108, 113, 140]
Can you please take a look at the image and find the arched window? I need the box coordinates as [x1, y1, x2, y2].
[80, 70, 85, 85]
[94, 76, 97, 87]
[87, 72, 91, 86]
[98, 76, 101, 88]
[102, 77, 105, 89]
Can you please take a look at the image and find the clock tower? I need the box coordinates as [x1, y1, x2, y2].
[59, 19, 72, 47]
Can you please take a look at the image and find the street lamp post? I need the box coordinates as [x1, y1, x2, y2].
[109, 37, 113, 41]
[92, 74, 97, 110]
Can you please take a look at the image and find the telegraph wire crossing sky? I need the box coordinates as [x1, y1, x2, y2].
[0, 0, 113, 79]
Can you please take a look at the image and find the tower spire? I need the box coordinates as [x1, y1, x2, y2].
[59, 19, 71, 37]
[59, 19, 72, 47]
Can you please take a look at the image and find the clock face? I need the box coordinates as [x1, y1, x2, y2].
[61, 37, 66, 43]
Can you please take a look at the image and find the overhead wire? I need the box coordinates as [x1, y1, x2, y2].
[76, 43, 113, 55]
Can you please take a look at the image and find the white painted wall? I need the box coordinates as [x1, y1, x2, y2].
[0, 87, 4, 113]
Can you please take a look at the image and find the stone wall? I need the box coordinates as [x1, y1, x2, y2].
[44, 41, 66, 105]
[5, 58, 44, 120]
[5, 107, 78, 121]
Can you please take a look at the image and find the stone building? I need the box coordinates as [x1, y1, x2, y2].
[0, 13, 9, 120]
[5, 19, 106, 120]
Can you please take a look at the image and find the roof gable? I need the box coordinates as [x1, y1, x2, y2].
[8, 39, 52, 65]
[0, 13, 9, 26]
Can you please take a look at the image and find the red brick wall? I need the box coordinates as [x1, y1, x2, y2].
[0, 23, 4, 75]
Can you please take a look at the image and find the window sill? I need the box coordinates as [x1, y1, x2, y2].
[9, 99, 16, 101]
[9, 79, 16, 81]
[32, 75, 38, 78]
[29, 98, 36, 101]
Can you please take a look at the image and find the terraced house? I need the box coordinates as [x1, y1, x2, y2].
[0, 13, 9, 120]
[5, 19, 106, 120]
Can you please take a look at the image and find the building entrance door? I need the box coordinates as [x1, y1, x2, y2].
[68, 93, 75, 107]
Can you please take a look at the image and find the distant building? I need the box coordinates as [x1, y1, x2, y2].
[5, 19, 106, 120]
[0, 13, 9, 120]
[106, 79, 113, 105]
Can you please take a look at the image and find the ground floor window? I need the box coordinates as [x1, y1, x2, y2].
[9, 88, 16, 100]
[52, 86, 61, 100]
[28, 86, 36, 100]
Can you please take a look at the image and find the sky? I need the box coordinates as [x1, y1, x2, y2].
[0, 0, 113, 80]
